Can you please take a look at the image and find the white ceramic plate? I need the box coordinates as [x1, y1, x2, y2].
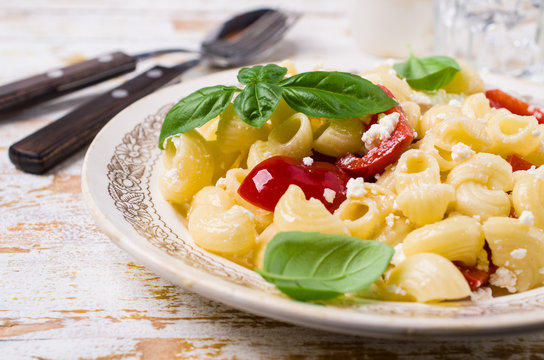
[82, 57, 544, 339]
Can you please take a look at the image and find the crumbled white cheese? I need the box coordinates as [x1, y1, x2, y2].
[302, 156, 314, 166]
[232, 205, 255, 220]
[519, 211, 535, 226]
[470, 287, 493, 302]
[489, 267, 517, 293]
[385, 213, 398, 228]
[362, 112, 400, 152]
[346, 177, 367, 198]
[448, 99, 462, 107]
[526, 166, 544, 180]
[386, 284, 406, 296]
[410, 91, 432, 105]
[215, 177, 226, 187]
[164, 168, 180, 185]
[451, 142, 475, 162]
[391, 243, 406, 266]
[510, 248, 527, 260]
[323, 188, 336, 203]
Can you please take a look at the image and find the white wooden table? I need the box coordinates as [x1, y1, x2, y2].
[3, 1, 544, 358]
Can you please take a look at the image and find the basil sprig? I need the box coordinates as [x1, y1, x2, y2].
[257, 231, 394, 301]
[158, 64, 397, 149]
[393, 53, 460, 91]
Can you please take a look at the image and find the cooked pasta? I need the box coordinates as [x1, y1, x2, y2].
[274, 185, 349, 235]
[159, 130, 215, 205]
[158, 58, 544, 304]
[385, 253, 471, 302]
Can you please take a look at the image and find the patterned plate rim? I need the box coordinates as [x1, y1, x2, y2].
[82, 57, 544, 339]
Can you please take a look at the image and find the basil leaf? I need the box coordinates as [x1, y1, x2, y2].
[158, 85, 239, 149]
[234, 82, 283, 127]
[393, 53, 460, 91]
[258, 231, 394, 301]
[238, 64, 288, 85]
[278, 71, 397, 118]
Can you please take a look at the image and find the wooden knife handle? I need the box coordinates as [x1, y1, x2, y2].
[9, 63, 196, 174]
[0, 51, 137, 114]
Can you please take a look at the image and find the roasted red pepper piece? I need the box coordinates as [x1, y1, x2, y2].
[238, 155, 350, 213]
[336, 86, 415, 179]
[454, 262, 490, 291]
[485, 89, 544, 124]
[506, 154, 534, 172]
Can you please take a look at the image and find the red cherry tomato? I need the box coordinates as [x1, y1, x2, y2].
[453, 262, 490, 291]
[485, 89, 544, 124]
[506, 154, 534, 172]
[238, 156, 350, 213]
[336, 86, 415, 179]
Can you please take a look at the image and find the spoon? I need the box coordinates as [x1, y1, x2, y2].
[9, 8, 298, 174]
[0, 8, 294, 115]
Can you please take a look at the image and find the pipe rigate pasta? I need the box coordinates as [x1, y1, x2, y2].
[393, 150, 454, 226]
[313, 117, 365, 157]
[188, 186, 256, 255]
[385, 253, 471, 302]
[216, 104, 269, 154]
[402, 215, 485, 265]
[362, 65, 412, 103]
[335, 183, 394, 239]
[399, 101, 421, 137]
[512, 170, 544, 229]
[394, 184, 454, 227]
[159, 130, 215, 205]
[486, 109, 539, 156]
[274, 185, 349, 235]
[420, 104, 462, 136]
[484, 217, 544, 292]
[246, 112, 313, 169]
[454, 181, 511, 220]
[442, 59, 485, 95]
[462, 93, 492, 120]
[446, 153, 513, 191]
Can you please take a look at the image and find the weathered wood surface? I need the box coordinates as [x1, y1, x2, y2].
[2, 1, 544, 359]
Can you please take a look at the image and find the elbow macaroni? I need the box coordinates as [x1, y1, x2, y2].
[160, 59, 544, 303]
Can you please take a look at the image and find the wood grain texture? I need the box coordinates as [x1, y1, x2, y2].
[2, 0, 544, 359]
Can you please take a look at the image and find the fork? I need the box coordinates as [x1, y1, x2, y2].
[9, 9, 299, 174]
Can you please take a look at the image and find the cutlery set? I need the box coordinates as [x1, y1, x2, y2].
[4, 8, 297, 174]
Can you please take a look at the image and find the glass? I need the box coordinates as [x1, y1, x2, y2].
[350, 0, 434, 58]
[434, 0, 544, 82]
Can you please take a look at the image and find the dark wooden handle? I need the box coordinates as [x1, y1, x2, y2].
[0, 51, 137, 114]
[9, 63, 195, 174]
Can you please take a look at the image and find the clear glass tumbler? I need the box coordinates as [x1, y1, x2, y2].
[434, 0, 544, 82]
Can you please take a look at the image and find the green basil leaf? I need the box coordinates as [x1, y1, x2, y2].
[237, 64, 288, 85]
[393, 53, 460, 91]
[278, 71, 397, 118]
[257, 231, 394, 301]
[233, 82, 282, 127]
[158, 85, 239, 149]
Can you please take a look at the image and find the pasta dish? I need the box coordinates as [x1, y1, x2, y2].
[157, 56, 544, 303]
